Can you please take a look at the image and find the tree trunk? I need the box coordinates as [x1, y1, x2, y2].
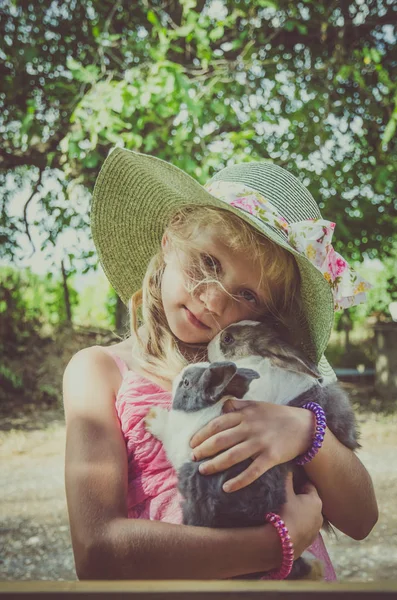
[345, 327, 350, 351]
[61, 260, 72, 325]
[115, 294, 128, 335]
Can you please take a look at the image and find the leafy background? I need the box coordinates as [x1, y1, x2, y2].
[1, 0, 396, 395]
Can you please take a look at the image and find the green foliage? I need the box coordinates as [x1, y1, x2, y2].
[356, 243, 397, 319]
[328, 242, 397, 340]
[105, 287, 120, 330]
[0, 266, 79, 341]
[325, 341, 375, 369]
[38, 383, 59, 404]
[1, 0, 396, 280]
[0, 363, 23, 391]
[72, 271, 114, 329]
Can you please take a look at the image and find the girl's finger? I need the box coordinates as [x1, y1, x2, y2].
[222, 399, 255, 413]
[192, 426, 246, 461]
[222, 455, 271, 493]
[300, 480, 318, 496]
[198, 440, 255, 477]
[284, 471, 294, 495]
[190, 412, 241, 448]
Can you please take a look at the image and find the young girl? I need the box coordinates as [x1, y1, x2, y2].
[63, 148, 378, 581]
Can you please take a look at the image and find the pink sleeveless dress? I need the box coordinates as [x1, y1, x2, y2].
[110, 352, 337, 581]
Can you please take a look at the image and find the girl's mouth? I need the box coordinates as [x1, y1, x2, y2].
[183, 306, 210, 330]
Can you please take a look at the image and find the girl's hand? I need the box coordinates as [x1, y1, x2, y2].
[279, 472, 323, 558]
[190, 399, 313, 493]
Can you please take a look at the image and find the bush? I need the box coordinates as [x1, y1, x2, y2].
[0, 265, 79, 345]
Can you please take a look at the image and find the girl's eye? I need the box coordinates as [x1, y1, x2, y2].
[202, 254, 220, 272]
[240, 289, 257, 304]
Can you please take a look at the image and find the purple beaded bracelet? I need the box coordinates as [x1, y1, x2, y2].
[295, 402, 327, 466]
[261, 513, 294, 580]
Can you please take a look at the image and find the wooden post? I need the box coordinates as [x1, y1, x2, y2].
[374, 322, 397, 400]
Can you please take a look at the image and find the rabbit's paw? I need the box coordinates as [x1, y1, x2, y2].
[299, 551, 325, 581]
[144, 407, 168, 440]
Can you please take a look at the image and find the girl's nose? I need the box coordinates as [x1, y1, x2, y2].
[198, 283, 228, 315]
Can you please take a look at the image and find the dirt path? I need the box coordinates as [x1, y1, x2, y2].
[1, 405, 396, 581]
[326, 412, 397, 581]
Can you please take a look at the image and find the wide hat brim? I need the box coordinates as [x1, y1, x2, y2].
[91, 148, 334, 364]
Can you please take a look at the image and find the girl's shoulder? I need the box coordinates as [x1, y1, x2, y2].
[63, 338, 146, 428]
[102, 337, 136, 371]
[63, 344, 123, 413]
[65, 332, 172, 394]
[65, 333, 136, 378]
[104, 332, 173, 392]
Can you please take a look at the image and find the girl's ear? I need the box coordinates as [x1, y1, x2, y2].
[161, 234, 170, 262]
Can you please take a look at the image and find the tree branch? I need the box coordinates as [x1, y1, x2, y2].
[0, 132, 64, 171]
[23, 167, 44, 256]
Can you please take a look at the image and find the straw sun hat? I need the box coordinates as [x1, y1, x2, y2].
[91, 147, 370, 376]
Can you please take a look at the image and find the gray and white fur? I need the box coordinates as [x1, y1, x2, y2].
[207, 320, 359, 450]
[145, 320, 360, 580]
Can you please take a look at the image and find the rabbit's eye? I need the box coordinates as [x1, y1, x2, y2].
[222, 333, 234, 345]
[183, 378, 190, 388]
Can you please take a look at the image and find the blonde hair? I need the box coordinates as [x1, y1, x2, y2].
[130, 206, 300, 383]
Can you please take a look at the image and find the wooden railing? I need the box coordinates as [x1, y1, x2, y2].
[1, 581, 397, 599]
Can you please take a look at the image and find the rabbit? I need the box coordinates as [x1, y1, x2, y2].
[145, 319, 360, 579]
[144, 361, 259, 476]
[145, 359, 324, 580]
[206, 319, 361, 576]
[207, 320, 360, 452]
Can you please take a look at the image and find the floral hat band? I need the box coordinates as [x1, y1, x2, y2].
[205, 180, 372, 312]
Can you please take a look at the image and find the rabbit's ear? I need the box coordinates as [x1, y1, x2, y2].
[201, 362, 237, 401]
[269, 344, 321, 380]
[224, 368, 260, 399]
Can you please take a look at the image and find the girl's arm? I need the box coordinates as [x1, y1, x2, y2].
[303, 425, 378, 540]
[63, 347, 322, 580]
[190, 400, 378, 541]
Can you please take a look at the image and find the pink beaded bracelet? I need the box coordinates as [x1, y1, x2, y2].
[261, 513, 294, 580]
[295, 401, 327, 466]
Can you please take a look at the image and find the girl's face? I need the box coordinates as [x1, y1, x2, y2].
[161, 227, 269, 345]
